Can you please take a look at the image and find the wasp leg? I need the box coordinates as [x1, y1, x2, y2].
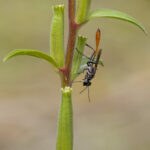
[80, 86, 88, 94]
[88, 87, 91, 102]
[71, 67, 88, 84]
[85, 43, 95, 52]
[85, 43, 95, 59]
[76, 48, 91, 60]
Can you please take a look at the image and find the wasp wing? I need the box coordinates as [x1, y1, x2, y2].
[95, 49, 102, 69]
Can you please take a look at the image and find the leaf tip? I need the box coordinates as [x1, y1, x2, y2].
[86, 9, 147, 35]
[138, 23, 147, 35]
[53, 4, 65, 12]
[3, 56, 8, 63]
[144, 29, 148, 35]
[78, 35, 87, 43]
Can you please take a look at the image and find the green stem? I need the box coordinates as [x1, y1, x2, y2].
[56, 87, 73, 150]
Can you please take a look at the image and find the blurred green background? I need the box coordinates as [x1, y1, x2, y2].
[0, 0, 150, 150]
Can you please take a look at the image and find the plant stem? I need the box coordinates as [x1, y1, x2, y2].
[65, 26, 77, 86]
[68, 0, 75, 22]
[56, 1, 82, 150]
[65, 0, 78, 86]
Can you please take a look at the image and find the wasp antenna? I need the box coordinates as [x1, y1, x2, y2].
[76, 48, 91, 60]
[85, 43, 95, 52]
[80, 86, 88, 94]
[88, 87, 91, 102]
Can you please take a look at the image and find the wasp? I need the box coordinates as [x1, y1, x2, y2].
[76, 28, 102, 102]
[82, 48, 102, 87]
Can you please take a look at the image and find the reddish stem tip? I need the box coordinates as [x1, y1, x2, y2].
[59, 68, 66, 73]
[73, 21, 80, 28]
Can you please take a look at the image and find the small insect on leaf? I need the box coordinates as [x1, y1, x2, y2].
[74, 29, 103, 102]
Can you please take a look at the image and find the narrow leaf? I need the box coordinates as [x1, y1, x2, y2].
[98, 59, 104, 66]
[85, 9, 147, 34]
[75, 0, 91, 24]
[71, 35, 87, 80]
[3, 49, 58, 69]
[50, 5, 65, 68]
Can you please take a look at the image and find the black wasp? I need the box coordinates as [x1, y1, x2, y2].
[76, 29, 103, 102]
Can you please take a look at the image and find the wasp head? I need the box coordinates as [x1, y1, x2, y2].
[83, 80, 91, 86]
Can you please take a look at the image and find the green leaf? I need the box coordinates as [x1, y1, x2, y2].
[50, 5, 65, 68]
[75, 0, 91, 24]
[3, 49, 58, 69]
[71, 35, 87, 80]
[98, 59, 104, 67]
[85, 9, 147, 34]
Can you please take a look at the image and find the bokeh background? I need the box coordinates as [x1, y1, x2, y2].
[0, 0, 150, 150]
